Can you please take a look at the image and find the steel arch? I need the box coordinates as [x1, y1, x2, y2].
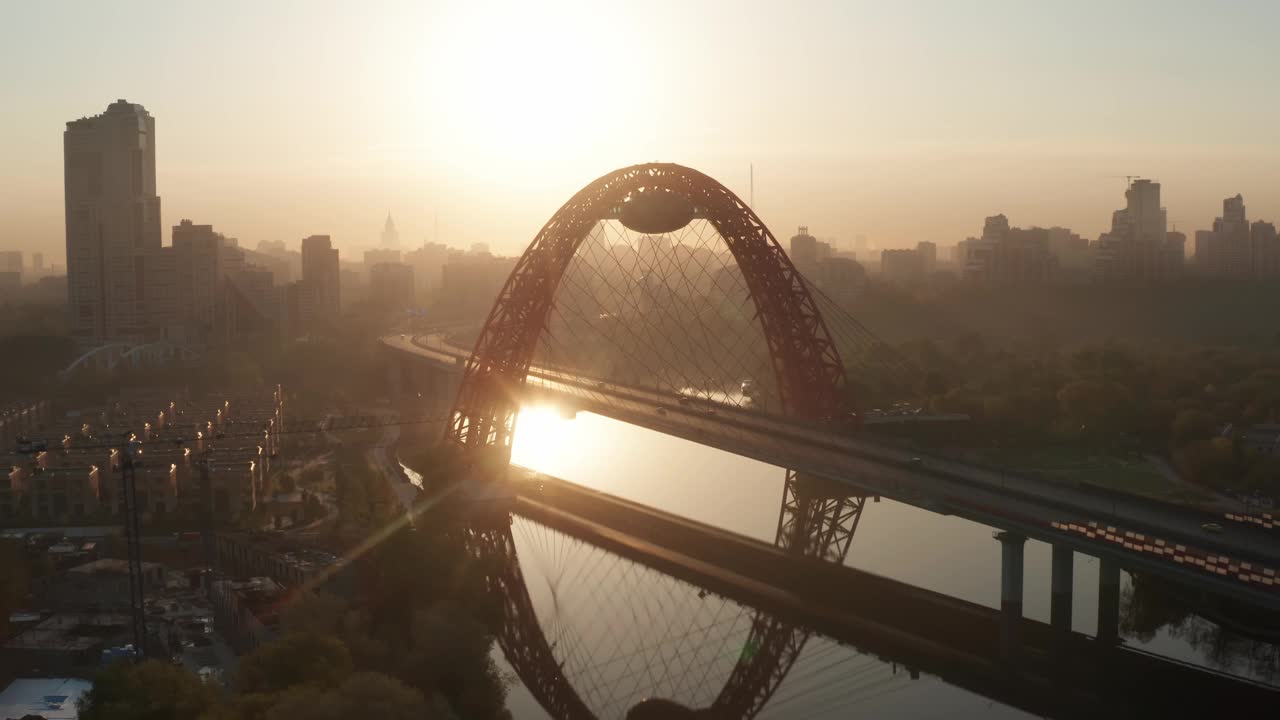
[60, 343, 133, 375]
[445, 162, 848, 453]
[60, 340, 200, 376]
[450, 163, 865, 719]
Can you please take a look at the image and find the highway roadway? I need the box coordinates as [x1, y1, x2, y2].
[380, 333, 1280, 611]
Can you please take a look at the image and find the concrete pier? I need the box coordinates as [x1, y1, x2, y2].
[995, 530, 1026, 657]
[1097, 558, 1121, 645]
[1050, 544, 1074, 633]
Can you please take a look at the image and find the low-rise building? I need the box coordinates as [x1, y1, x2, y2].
[25, 466, 102, 522]
[35, 558, 167, 611]
[215, 532, 340, 589]
[211, 576, 285, 653]
[1241, 424, 1280, 456]
[0, 677, 92, 720]
[0, 612, 132, 675]
[880, 248, 926, 282]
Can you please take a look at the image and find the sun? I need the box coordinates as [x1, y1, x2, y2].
[418, 2, 652, 169]
[510, 403, 577, 471]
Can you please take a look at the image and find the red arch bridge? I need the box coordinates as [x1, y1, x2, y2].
[380, 164, 1280, 717]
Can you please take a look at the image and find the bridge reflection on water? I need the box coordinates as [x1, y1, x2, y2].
[500, 514, 1012, 719]
[487, 402, 1279, 718]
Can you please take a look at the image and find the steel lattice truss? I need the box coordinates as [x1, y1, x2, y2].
[451, 163, 873, 718]
[471, 523, 596, 720]
[473, 517, 910, 720]
[534, 216, 780, 412]
[446, 163, 847, 453]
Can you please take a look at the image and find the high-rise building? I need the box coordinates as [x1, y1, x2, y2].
[364, 248, 401, 267]
[441, 251, 516, 320]
[64, 100, 162, 347]
[1046, 227, 1089, 271]
[147, 220, 270, 346]
[301, 235, 340, 323]
[960, 215, 1056, 285]
[173, 220, 229, 342]
[960, 214, 1005, 282]
[369, 262, 414, 309]
[880, 249, 924, 281]
[815, 240, 832, 264]
[32, 252, 44, 273]
[820, 257, 867, 306]
[1165, 230, 1187, 270]
[380, 213, 399, 248]
[0, 252, 22, 273]
[789, 227, 818, 278]
[1251, 221, 1280, 278]
[879, 241, 938, 283]
[1124, 179, 1167, 245]
[1195, 194, 1254, 277]
[916, 241, 937, 275]
[1092, 179, 1180, 282]
[404, 242, 450, 294]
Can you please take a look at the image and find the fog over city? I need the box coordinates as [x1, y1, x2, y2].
[5, 0, 1280, 260]
[2, 3, 1279, 719]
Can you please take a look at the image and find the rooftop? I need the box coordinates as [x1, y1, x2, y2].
[0, 678, 91, 720]
[68, 558, 164, 576]
[3, 612, 130, 652]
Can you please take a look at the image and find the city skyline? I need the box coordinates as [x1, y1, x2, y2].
[4, 1, 1280, 260]
[5, 5, 1280, 718]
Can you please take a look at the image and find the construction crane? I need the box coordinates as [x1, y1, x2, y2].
[1101, 174, 1145, 189]
[119, 434, 147, 660]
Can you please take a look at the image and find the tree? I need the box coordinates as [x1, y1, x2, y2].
[78, 661, 222, 720]
[299, 466, 325, 488]
[400, 442, 469, 491]
[262, 671, 445, 720]
[401, 606, 510, 720]
[1171, 408, 1215, 449]
[1057, 379, 1135, 436]
[1174, 437, 1236, 490]
[1241, 457, 1280, 498]
[0, 539, 30, 638]
[280, 592, 347, 636]
[236, 633, 353, 695]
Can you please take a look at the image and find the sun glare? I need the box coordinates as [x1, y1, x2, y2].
[510, 403, 578, 471]
[422, 2, 652, 168]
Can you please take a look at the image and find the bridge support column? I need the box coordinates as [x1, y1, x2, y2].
[1096, 558, 1121, 645]
[776, 472, 864, 562]
[995, 531, 1025, 658]
[1050, 544, 1073, 633]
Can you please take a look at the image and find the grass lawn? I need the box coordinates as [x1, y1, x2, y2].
[974, 446, 1215, 505]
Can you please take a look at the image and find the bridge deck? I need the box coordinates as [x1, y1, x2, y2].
[382, 332, 1280, 613]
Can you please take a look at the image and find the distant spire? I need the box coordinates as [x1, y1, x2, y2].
[381, 212, 399, 247]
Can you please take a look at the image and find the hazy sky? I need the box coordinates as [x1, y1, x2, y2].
[4, 0, 1279, 261]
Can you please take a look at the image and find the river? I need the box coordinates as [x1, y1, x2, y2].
[478, 402, 1276, 718]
